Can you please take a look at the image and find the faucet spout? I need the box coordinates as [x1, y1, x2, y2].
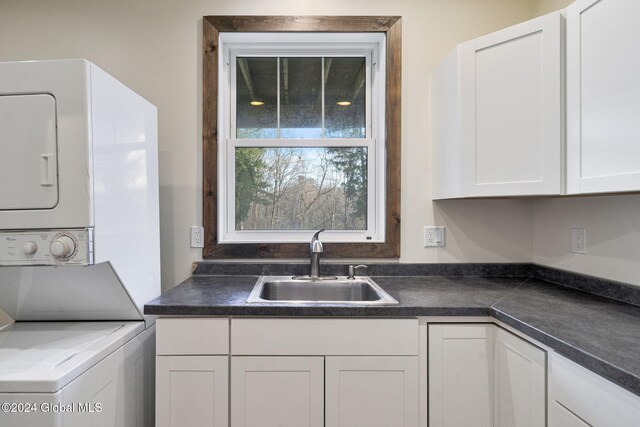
[309, 229, 325, 279]
[310, 229, 324, 253]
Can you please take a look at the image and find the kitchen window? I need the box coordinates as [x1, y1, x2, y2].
[203, 16, 401, 258]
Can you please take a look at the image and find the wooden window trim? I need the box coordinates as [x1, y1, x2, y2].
[203, 15, 401, 258]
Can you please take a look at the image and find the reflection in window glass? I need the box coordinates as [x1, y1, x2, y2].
[280, 58, 323, 138]
[236, 57, 278, 138]
[235, 147, 367, 230]
[324, 57, 366, 138]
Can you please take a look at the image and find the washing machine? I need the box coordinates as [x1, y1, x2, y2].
[0, 59, 160, 426]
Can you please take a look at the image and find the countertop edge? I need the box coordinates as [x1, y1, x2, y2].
[144, 305, 493, 317]
[490, 307, 640, 397]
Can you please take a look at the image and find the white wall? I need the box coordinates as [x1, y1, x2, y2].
[0, 0, 537, 292]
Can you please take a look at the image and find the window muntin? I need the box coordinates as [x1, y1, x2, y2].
[220, 33, 385, 243]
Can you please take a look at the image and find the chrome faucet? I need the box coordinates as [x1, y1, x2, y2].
[309, 229, 324, 279]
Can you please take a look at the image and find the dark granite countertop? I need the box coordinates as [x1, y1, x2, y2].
[492, 278, 640, 397]
[145, 275, 524, 317]
[145, 272, 640, 396]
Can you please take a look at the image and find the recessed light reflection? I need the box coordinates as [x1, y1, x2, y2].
[250, 100, 265, 106]
[336, 101, 351, 106]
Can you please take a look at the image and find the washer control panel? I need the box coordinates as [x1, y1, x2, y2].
[0, 228, 94, 266]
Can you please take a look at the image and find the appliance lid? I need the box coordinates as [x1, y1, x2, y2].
[0, 321, 144, 393]
[0, 262, 143, 321]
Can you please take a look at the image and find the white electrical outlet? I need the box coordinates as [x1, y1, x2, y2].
[424, 226, 445, 247]
[571, 228, 586, 254]
[191, 226, 204, 248]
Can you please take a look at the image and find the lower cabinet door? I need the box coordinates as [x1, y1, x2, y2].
[429, 324, 494, 427]
[325, 356, 419, 427]
[230, 356, 324, 427]
[549, 400, 592, 427]
[494, 327, 546, 427]
[156, 355, 229, 427]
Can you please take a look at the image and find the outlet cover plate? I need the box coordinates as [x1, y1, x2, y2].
[424, 226, 445, 247]
[571, 228, 586, 254]
[191, 226, 204, 248]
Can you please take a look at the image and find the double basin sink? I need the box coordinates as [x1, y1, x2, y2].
[247, 276, 398, 305]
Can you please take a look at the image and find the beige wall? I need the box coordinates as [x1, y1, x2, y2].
[0, 0, 538, 291]
[533, 195, 640, 286]
[532, 0, 573, 15]
[3, 0, 637, 291]
[526, 0, 640, 287]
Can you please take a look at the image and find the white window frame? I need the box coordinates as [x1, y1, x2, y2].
[218, 32, 386, 243]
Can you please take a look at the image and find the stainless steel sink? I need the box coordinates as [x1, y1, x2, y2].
[247, 276, 398, 305]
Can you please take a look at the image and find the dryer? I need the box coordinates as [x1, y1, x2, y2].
[0, 59, 160, 426]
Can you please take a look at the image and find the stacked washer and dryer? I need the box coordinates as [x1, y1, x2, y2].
[0, 59, 160, 426]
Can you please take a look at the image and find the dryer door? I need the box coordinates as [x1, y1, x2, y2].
[0, 94, 58, 210]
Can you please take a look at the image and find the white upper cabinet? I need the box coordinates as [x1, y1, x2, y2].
[566, 0, 640, 194]
[461, 13, 564, 197]
[432, 12, 564, 199]
[434, 0, 640, 198]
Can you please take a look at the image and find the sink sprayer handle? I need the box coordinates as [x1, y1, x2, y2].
[348, 264, 368, 279]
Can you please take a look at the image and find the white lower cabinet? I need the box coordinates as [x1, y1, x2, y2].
[155, 317, 640, 427]
[549, 352, 640, 427]
[229, 319, 419, 427]
[230, 356, 324, 427]
[229, 355, 418, 427]
[429, 324, 494, 427]
[156, 318, 230, 427]
[494, 327, 546, 427]
[156, 355, 229, 427]
[550, 401, 591, 427]
[325, 356, 419, 427]
[428, 324, 546, 427]
[157, 317, 420, 427]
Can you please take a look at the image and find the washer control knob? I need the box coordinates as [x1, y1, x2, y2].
[23, 241, 38, 255]
[50, 236, 76, 258]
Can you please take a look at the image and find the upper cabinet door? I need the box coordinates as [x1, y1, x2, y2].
[567, 0, 640, 194]
[460, 12, 564, 197]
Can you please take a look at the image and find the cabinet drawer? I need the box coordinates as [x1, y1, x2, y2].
[231, 318, 418, 355]
[157, 318, 229, 355]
